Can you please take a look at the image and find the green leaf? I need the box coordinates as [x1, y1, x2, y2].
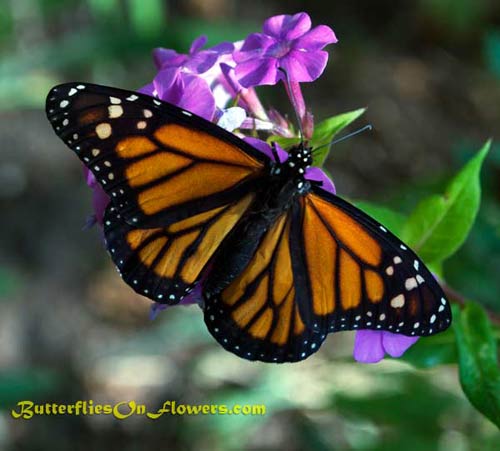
[453, 302, 500, 428]
[267, 108, 366, 165]
[402, 141, 490, 264]
[311, 108, 366, 166]
[354, 201, 406, 238]
[267, 135, 301, 150]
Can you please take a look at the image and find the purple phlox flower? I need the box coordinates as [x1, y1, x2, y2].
[139, 68, 215, 120]
[145, 36, 235, 119]
[233, 12, 337, 88]
[219, 63, 268, 120]
[353, 330, 419, 364]
[153, 35, 234, 76]
[83, 167, 110, 226]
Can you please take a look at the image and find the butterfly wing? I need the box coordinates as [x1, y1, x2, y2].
[46, 82, 268, 228]
[104, 193, 255, 303]
[293, 187, 452, 337]
[46, 82, 269, 303]
[204, 188, 452, 363]
[204, 207, 327, 362]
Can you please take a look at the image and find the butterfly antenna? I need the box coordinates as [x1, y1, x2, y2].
[278, 68, 304, 143]
[313, 124, 373, 154]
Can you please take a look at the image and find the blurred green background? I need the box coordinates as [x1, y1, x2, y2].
[1, 0, 499, 449]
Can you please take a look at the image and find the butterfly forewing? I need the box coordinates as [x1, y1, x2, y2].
[46, 83, 268, 229]
[47, 82, 269, 304]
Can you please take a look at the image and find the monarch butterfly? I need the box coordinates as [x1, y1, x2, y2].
[46, 82, 452, 363]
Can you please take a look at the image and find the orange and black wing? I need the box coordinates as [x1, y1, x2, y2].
[104, 193, 255, 303]
[204, 208, 328, 362]
[293, 187, 452, 338]
[204, 190, 451, 363]
[46, 82, 269, 303]
[46, 82, 268, 228]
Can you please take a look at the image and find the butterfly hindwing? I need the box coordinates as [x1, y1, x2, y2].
[295, 188, 452, 336]
[46, 82, 268, 229]
[104, 193, 256, 304]
[204, 209, 327, 362]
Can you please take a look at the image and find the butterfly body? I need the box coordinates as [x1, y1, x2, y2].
[205, 143, 314, 296]
[46, 82, 452, 363]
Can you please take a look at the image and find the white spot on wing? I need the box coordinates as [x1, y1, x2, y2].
[405, 277, 418, 291]
[108, 105, 123, 118]
[390, 294, 405, 308]
[95, 123, 112, 139]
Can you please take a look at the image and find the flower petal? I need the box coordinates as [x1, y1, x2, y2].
[184, 51, 220, 75]
[243, 137, 288, 163]
[382, 332, 419, 358]
[175, 74, 215, 120]
[211, 41, 235, 54]
[149, 282, 201, 319]
[234, 33, 275, 63]
[235, 57, 279, 87]
[263, 12, 311, 41]
[353, 330, 386, 363]
[152, 67, 180, 98]
[83, 167, 109, 225]
[217, 106, 246, 132]
[305, 167, 336, 194]
[189, 35, 208, 54]
[138, 82, 155, 97]
[293, 25, 338, 51]
[152, 48, 179, 69]
[279, 49, 329, 82]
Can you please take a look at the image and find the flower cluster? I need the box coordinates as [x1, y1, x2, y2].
[85, 12, 417, 364]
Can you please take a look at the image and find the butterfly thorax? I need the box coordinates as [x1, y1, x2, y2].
[270, 142, 314, 195]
